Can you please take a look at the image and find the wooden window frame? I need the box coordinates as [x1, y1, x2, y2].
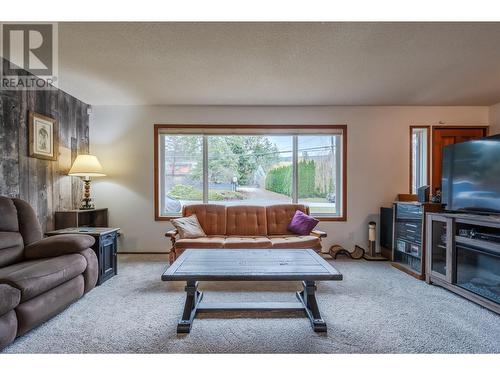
[154, 124, 347, 222]
[409, 125, 430, 194]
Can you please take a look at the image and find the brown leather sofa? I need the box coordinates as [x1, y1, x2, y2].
[0, 196, 98, 349]
[166, 204, 326, 262]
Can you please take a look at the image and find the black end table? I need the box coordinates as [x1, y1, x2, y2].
[45, 227, 120, 285]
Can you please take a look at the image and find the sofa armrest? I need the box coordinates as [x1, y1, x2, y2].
[165, 229, 178, 239]
[165, 229, 178, 248]
[311, 229, 327, 238]
[24, 234, 95, 259]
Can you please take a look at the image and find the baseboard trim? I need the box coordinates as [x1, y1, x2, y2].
[118, 252, 169, 254]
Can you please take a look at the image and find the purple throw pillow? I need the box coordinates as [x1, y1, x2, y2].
[287, 210, 319, 235]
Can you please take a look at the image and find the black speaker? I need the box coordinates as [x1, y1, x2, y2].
[380, 207, 393, 251]
[417, 185, 430, 203]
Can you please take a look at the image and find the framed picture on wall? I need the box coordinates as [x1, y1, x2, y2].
[28, 111, 59, 161]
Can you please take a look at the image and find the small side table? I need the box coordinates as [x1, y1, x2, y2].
[54, 209, 108, 230]
[45, 227, 120, 285]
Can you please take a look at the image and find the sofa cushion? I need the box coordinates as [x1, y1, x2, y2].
[266, 204, 310, 235]
[183, 204, 226, 235]
[15, 275, 84, 336]
[288, 210, 319, 235]
[226, 206, 267, 236]
[0, 232, 24, 268]
[170, 214, 206, 239]
[12, 198, 43, 246]
[269, 235, 321, 249]
[224, 236, 272, 249]
[0, 284, 21, 316]
[0, 197, 19, 233]
[175, 236, 226, 249]
[0, 254, 87, 302]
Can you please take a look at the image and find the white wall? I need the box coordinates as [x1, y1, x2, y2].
[89, 105, 489, 253]
[489, 102, 500, 134]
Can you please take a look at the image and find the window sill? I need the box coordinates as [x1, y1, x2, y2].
[314, 215, 347, 222]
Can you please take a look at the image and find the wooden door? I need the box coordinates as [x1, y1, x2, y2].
[432, 127, 488, 191]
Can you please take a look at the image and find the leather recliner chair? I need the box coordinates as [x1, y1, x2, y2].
[0, 196, 98, 349]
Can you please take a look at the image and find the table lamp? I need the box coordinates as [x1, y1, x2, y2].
[68, 154, 106, 210]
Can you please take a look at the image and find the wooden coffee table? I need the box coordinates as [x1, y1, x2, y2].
[161, 249, 343, 333]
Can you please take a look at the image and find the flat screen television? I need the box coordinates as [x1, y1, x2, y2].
[442, 134, 500, 214]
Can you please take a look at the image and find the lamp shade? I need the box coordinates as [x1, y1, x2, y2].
[68, 155, 106, 177]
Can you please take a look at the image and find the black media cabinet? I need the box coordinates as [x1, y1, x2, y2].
[391, 201, 442, 280]
[426, 212, 500, 314]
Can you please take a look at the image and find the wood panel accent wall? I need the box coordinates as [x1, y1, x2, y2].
[0, 58, 90, 232]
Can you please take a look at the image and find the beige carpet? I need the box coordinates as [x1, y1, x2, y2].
[2, 254, 499, 353]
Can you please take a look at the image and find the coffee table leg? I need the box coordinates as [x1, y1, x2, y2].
[178, 280, 203, 333]
[296, 281, 327, 332]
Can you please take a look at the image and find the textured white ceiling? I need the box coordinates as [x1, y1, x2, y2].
[56, 22, 500, 106]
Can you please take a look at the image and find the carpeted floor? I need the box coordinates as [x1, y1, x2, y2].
[2, 254, 499, 354]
